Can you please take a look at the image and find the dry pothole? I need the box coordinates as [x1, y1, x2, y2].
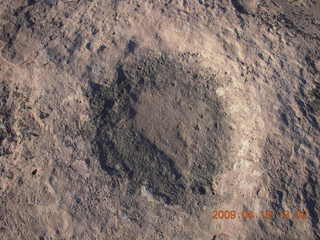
[86, 52, 229, 212]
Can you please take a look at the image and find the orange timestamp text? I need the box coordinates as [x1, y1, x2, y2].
[212, 210, 308, 220]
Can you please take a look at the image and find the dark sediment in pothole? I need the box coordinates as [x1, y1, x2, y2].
[85, 53, 229, 213]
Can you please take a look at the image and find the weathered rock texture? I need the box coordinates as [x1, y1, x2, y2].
[0, 0, 320, 239]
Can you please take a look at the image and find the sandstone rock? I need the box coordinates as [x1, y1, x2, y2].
[0, 0, 319, 239]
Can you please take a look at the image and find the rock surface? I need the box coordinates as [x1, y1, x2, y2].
[0, 0, 320, 239]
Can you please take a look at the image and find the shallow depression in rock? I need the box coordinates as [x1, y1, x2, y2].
[86, 52, 229, 211]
